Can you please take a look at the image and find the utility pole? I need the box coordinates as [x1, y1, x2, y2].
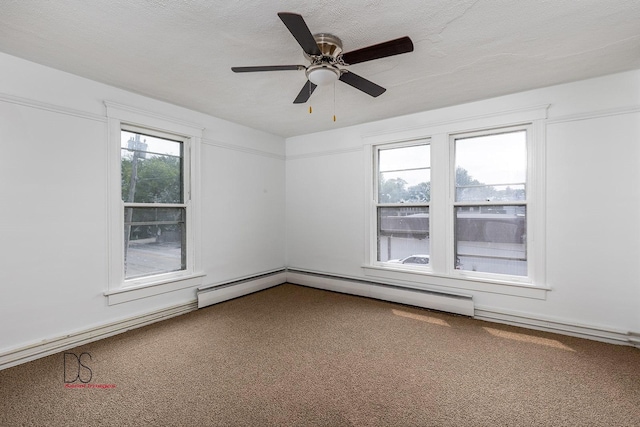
[123, 134, 146, 268]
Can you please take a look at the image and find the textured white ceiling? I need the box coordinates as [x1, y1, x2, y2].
[1, 0, 639, 137]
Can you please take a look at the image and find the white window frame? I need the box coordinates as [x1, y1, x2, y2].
[363, 105, 549, 299]
[373, 139, 431, 271]
[104, 102, 204, 304]
[449, 125, 531, 283]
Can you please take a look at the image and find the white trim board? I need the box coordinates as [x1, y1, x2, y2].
[286, 270, 474, 317]
[197, 271, 286, 308]
[288, 270, 638, 348]
[0, 92, 106, 122]
[286, 146, 364, 161]
[202, 137, 285, 160]
[362, 104, 550, 145]
[0, 301, 197, 371]
[3, 270, 636, 371]
[1, 270, 287, 371]
[629, 333, 640, 348]
[104, 101, 204, 137]
[546, 104, 640, 125]
[474, 306, 639, 348]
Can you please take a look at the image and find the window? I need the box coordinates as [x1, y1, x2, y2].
[105, 102, 203, 304]
[375, 141, 431, 265]
[121, 127, 187, 279]
[365, 107, 547, 296]
[453, 129, 528, 276]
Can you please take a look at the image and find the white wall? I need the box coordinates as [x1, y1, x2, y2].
[1, 48, 638, 358]
[286, 70, 640, 338]
[0, 52, 286, 356]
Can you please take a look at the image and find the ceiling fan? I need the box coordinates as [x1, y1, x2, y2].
[231, 12, 414, 104]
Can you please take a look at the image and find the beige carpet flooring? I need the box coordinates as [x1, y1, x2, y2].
[1, 283, 639, 426]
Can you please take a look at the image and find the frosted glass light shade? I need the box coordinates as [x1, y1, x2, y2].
[308, 67, 339, 85]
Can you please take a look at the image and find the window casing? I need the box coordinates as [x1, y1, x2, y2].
[105, 102, 203, 304]
[365, 108, 547, 296]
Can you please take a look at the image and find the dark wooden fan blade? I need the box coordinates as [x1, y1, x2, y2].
[232, 65, 304, 73]
[278, 12, 322, 56]
[339, 71, 386, 97]
[340, 36, 414, 65]
[293, 80, 317, 104]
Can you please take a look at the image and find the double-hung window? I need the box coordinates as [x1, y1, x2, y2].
[375, 141, 431, 266]
[121, 126, 187, 279]
[105, 102, 203, 304]
[366, 108, 546, 296]
[453, 128, 528, 277]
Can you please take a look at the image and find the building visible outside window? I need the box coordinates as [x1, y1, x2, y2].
[375, 141, 431, 265]
[453, 129, 527, 276]
[367, 109, 545, 293]
[121, 127, 187, 279]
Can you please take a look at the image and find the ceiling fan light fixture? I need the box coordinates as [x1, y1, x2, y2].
[307, 65, 340, 86]
[232, 13, 414, 103]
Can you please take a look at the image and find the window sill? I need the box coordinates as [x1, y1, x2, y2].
[105, 272, 206, 305]
[362, 265, 549, 299]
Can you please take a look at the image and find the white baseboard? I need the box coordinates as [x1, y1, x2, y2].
[475, 305, 639, 347]
[286, 270, 474, 316]
[3, 271, 636, 372]
[0, 300, 198, 371]
[1, 270, 287, 371]
[197, 271, 286, 308]
[629, 332, 640, 348]
[287, 269, 638, 348]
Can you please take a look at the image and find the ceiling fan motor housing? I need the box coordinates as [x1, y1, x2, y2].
[304, 33, 343, 85]
[304, 33, 343, 60]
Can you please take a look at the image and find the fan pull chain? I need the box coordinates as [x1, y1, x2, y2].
[309, 106, 312, 114]
[333, 82, 336, 122]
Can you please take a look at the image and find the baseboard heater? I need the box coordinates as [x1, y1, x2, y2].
[197, 269, 287, 308]
[629, 332, 640, 348]
[286, 269, 474, 317]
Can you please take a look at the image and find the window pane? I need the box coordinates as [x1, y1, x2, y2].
[379, 144, 430, 172]
[379, 170, 431, 203]
[378, 207, 429, 263]
[456, 184, 525, 202]
[121, 131, 183, 204]
[378, 144, 430, 203]
[455, 205, 526, 276]
[124, 207, 185, 279]
[455, 131, 526, 202]
[128, 207, 185, 223]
